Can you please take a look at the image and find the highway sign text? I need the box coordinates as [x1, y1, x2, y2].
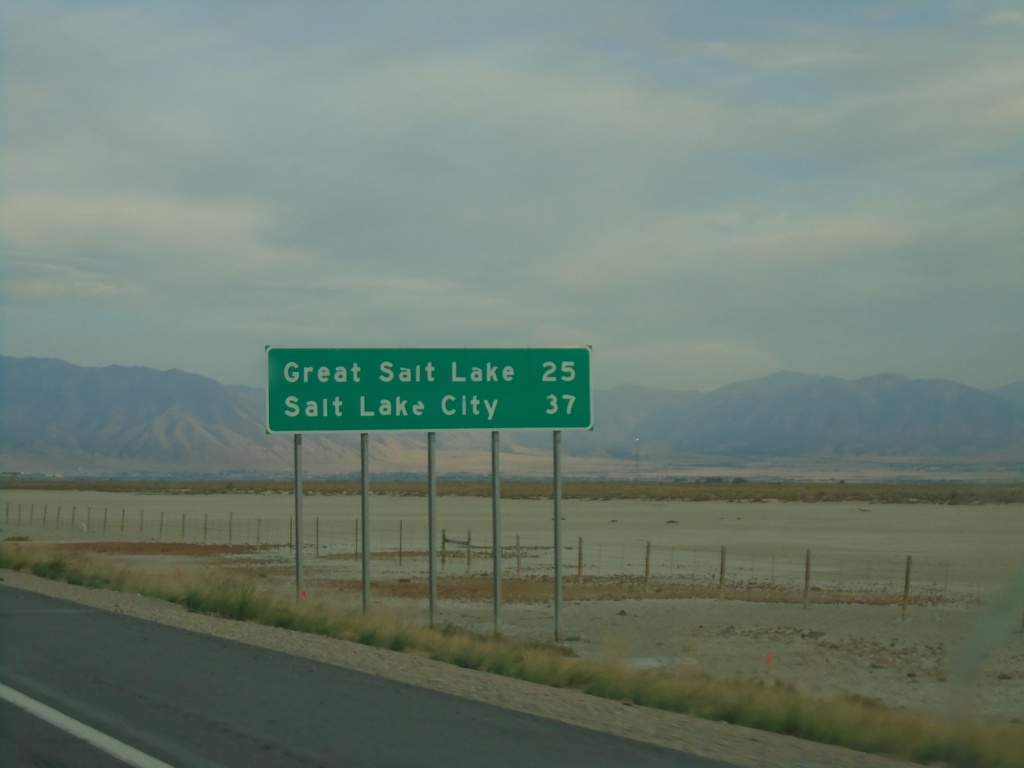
[266, 347, 592, 432]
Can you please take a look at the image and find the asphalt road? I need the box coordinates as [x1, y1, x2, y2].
[1, 697, 129, 768]
[0, 585, 736, 768]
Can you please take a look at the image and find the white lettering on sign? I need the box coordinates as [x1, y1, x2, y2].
[285, 396, 343, 417]
[268, 347, 589, 432]
[541, 361, 575, 382]
[545, 394, 576, 415]
[440, 394, 498, 420]
[283, 361, 361, 383]
[360, 396, 426, 417]
[450, 362, 515, 383]
[379, 361, 436, 383]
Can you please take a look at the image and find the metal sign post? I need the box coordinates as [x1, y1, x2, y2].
[293, 434, 303, 601]
[266, 347, 593, 625]
[361, 432, 370, 614]
[427, 432, 438, 628]
[553, 430, 563, 641]
[492, 431, 501, 635]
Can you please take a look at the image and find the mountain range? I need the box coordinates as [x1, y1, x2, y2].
[1, 355, 1022, 478]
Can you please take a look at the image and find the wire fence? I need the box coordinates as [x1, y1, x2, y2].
[4, 499, 1020, 606]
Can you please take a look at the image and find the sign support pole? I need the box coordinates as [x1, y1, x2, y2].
[293, 434, 303, 601]
[361, 432, 370, 613]
[553, 430, 562, 641]
[491, 430, 501, 635]
[427, 431, 438, 628]
[267, 346, 592, 629]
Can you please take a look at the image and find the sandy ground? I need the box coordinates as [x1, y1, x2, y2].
[3, 491, 1023, 724]
[426, 593, 1024, 722]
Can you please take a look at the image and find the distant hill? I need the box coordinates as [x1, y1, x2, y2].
[0, 356, 287, 473]
[0, 356, 494, 476]
[1, 356, 1022, 476]
[990, 382, 1024, 413]
[635, 372, 1024, 459]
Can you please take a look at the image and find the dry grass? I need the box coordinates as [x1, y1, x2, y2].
[21, 539, 951, 607]
[3, 541, 1023, 768]
[16, 540, 953, 607]
[40, 541, 259, 556]
[4, 477, 1023, 504]
[325, 573, 951, 607]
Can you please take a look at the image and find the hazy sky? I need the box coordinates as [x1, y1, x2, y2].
[2, 1, 1022, 392]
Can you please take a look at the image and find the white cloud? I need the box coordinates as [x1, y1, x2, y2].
[1, 192, 316, 289]
[598, 337, 783, 392]
[981, 10, 1024, 26]
[1, 267, 144, 305]
[1, 1, 1021, 391]
[307, 50, 746, 184]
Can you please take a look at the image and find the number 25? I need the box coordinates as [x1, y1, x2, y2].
[542, 361, 575, 382]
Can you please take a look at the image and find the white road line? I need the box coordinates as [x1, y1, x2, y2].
[0, 682, 177, 768]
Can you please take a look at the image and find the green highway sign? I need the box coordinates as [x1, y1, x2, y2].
[266, 347, 592, 432]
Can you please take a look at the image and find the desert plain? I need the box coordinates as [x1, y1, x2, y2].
[2, 488, 1022, 724]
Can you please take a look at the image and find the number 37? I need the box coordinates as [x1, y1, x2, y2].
[542, 361, 577, 414]
[546, 394, 576, 414]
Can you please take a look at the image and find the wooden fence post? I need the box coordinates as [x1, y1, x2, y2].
[180, 513, 185, 542]
[466, 530, 472, 575]
[719, 545, 727, 598]
[577, 537, 584, 586]
[441, 528, 447, 570]
[901, 555, 912, 622]
[158, 511, 164, 541]
[644, 541, 652, 591]
[804, 549, 812, 608]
